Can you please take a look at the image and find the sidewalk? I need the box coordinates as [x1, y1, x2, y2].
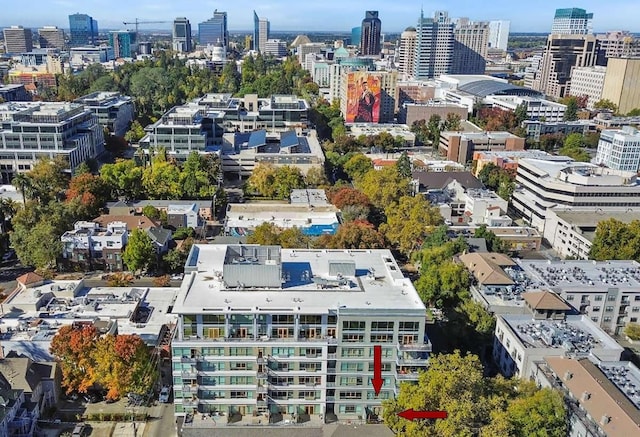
[111, 421, 146, 437]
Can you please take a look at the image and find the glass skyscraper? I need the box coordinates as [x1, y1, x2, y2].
[198, 10, 227, 47]
[69, 13, 98, 46]
[108, 31, 137, 58]
[173, 17, 192, 52]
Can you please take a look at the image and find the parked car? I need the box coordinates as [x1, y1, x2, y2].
[72, 423, 86, 437]
[159, 385, 171, 403]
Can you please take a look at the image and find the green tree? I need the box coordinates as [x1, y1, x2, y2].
[272, 166, 306, 199]
[410, 119, 430, 145]
[514, 102, 528, 125]
[163, 237, 194, 273]
[180, 151, 215, 199]
[315, 220, 386, 249]
[100, 159, 144, 200]
[559, 134, 590, 162]
[380, 195, 443, 257]
[142, 205, 161, 220]
[589, 219, 640, 261]
[624, 323, 640, 340]
[427, 114, 442, 147]
[10, 220, 62, 269]
[246, 163, 277, 197]
[247, 222, 281, 246]
[563, 96, 579, 121]
[594, 98, 618, 113]
[124, 120, 146, 144]
[443, 112, 462, 131]
[474, 224, 508, 253]
[356, 166, 410, 211]
[26, 157, 69, 204]
[395, 152, 412, 179]
[304, 167, 329, 188]
[142, 158, 182, 199]
[343, 154, 373, 182]
[122, 228, 155, 273]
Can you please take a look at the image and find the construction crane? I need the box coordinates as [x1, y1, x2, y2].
[122, 19, 169, 35]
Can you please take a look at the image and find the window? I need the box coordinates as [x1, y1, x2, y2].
[566, 295, 574, 301]
[633, 307, 640, 313]
[603, 316, 612, 322]
[595, 295, 603, 301]
[591, 317, 599, 322]
[607, 295, 617, 301]
[631, 317, 638, 323]
[370, 334, 393, 343]
[342, 333, 364, 342]
[605, 306, 614, 313]
[371, 321, 394, 331]
[399, 321, 419, 331]
[593, 306, 600, 312]
[342, 321, 365, 331]
[339, 391, 362, 399]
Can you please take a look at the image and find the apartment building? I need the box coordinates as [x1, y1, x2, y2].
[2, 26, 33, 53]
[61, 221, 128, 271]
[397, 28, 417, 77]
[551, 8, 593, 35]
[38, 26, 65, 50]
[74, 92, 135, 137]
[569, 66, 606, 109]
[516, 259, 640, 335]
[452, 19, 489, 75]
[485, 95, 567, 122]
[439, 131, 525, 164]
[511, 157, 640, 232]
[171, 244, 430, 423]
[596, 126, 640, 172]
[472, 150, 551, 177]
[493, 311, 622, 379]
[69, 46, 115, 67]
[521, 119, 597, 142]
[0, 102, 104, 183]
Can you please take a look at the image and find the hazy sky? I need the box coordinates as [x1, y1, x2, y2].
[1, 0, 639, 33]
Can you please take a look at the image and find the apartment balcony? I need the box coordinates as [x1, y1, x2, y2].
[396, 356, 429, 366]
[327, 353, 337, 360]
[182, 369, 197, 377]
[395, 372, 420, 381]
[397, 340, 432, 352]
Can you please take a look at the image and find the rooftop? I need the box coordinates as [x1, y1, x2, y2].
[519, 158, 639, 187]
[412, 170, 484, 191]
[175, 245, 425, 315]
[522, 290, 571, 311]
[459, 252, 517, 286]
[290, 189, 328, 206]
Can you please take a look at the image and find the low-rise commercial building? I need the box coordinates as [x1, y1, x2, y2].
[596, 126, 640, 172]
[472, 150, 552, 177]
[171, 244, 431, 423]
[511, 157, 640, 232]
[0, 84, 31, 102]
[0, 102, 104, 183]
[347, 124, 416, 147]
[106, 200, 215, 222]
[74, 92, 135, 137]
[439, 131, 525, 164]
[485, 95, 567, 122]
[522, 119, 597, 142]
[397, 101, 467, 126]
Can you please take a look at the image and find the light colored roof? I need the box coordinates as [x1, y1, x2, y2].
[16, 272, 44, 287]
[93, 215, 159, 231]
[459, 252, 515, 285]
[545, 357, 640, 435]
[522, 290, 571, 311]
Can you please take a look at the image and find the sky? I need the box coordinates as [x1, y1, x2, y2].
[1, 0, 639, 33]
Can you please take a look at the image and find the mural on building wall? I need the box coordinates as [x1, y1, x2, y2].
[345, 72, 381, 123]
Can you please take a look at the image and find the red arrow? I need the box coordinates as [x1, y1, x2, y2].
[397, 409, 448, 420]
[372, 345, 383, 395]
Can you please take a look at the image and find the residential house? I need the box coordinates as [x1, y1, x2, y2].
[0, 354, 60, 414]
[0, 388, 37, 437]
[167, 204, 200, 229]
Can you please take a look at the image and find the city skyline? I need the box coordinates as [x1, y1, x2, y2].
[1, 0, 640, 33]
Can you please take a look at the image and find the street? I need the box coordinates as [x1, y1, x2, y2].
[142, 403, 177, 437]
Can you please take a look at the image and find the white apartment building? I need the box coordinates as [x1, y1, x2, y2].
[171, 244, 430, 423]
[464, 188, 510, 226]
[569, 66, 606, 109]
[516, 259, 640, 335]
[74, 92, 135, 137]
[494, 313, 623, 379]
[309, 58, 330, 88]
[484, 95, 567, 122]
[0, 102, 104, 183]
[297, 43, 324, 68]
[511, 157, 640, 232]
[61, 220, 128, 271]
[596, 126, 640, 172]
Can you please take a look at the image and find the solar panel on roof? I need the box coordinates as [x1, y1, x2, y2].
[247, 130, 267, 148]
[280, 130, 299, 148]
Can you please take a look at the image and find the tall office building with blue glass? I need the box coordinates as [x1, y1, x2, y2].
[69, 13, 98, 46]
[199, 10, 228, 47]
[109, 31, 137, 58]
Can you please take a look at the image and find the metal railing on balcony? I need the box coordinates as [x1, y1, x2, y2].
[397, 342, 432, 352]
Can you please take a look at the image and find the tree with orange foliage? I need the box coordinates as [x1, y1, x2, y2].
[65, 173, 110, 218]
[50, 324, 99, 394]
[315, 220, 387, 249]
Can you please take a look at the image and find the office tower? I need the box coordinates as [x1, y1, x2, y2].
[452, 18, 489, 74]
[253, 11, 270, 53]
[172, 17, 192, 52]
[109, 31, 137, 58]
[596, 31, 640, 59]
[38, 26, 65, 49]
[569, 66, 606, 109]
[170, 244, 430, 422]
[488, 20, 510, 50]
[533, 34, 601, 99]
[199, 10, 228, 47]
[351, 27, 361, 47]
[264, 39, 288, 57]
[3, 26, 33, 53]
[397, 27, 417, 76]
[413, 10, 454, 80]
[551, 8, 593, 35]
[601, 58, 640, 115]
[360, 11, 381, 56]
[596, 127, 640, 172]
[69, 13, 98, 46]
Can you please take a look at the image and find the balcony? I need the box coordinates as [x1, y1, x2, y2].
[396, 372, 420, 381]
[327, 353, 337, 360]
[397, 341, 432, 352]
[396, 356, 429, 366]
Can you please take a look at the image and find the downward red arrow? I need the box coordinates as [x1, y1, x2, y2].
[372, 345, 383, 395]
[398, 409, 448, 420]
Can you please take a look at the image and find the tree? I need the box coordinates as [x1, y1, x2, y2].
[272, 166, 306, 199]
[10, 219, 62, 269]
[65, 173, 110, 218]
[50, 325, 99, 394]
[594, 98, 618, 113]
[279, 227, 310, 248]
[26, 157, 69, 204]
[427, 114, 442, 147]
[410, 119, 430, 145]
[304, 167, 329, 188]
[246, 163, 276, 197]
[163, 237, 194, 273]
[558, 133, 590, 162]
[343, 154, 373, 182]
[123, 228, 155, 273]
[180, 151, 215, 199]
[474, 225, 508, 253]
[247, 222, 281, 246]
[396, 152, 412, 179]
[589, 219, 640, 261]
[624, 323, 640, 340]
[356, 166, 410, 211]
[563, 96, 579, 121]
[627, 108, 640, 117]
[316, 220, 386, 249]
[477, 163, 516, 201]
[100, 159, 144, 200]
[380, 195, 443, 257]
[142, 205, 161, 220]
[143, 158, 182, 200]
[513, 102, 528, 125]
[124, 120, 146, 144]
[12, 173, 32, 203]
[443, 112, 462, 131]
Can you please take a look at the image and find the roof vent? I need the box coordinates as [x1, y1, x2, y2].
[564, 371, 573, 381]
[582, 391, 591, 402]
[600, 415, 610, 425]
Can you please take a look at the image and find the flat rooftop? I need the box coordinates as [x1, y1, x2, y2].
[519, 158, 639, 186]
[515, 259, 640, 291]
[502, 314, 622, 352]
[175, 245, 425, 315]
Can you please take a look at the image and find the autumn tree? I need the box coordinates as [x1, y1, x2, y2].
[343, 154, 373, 182]
[304, 167, 329, 188]
[594, 98, 618, 113]
[25, 157, 69, 204]
[624, 323, 640, 340]
[65, 173, 110, 218]
[315, 220, 386, 249]
[142, 154, 182, 200]
[123, 228, 155, 273]
[327, 187, 371, 222]
[50, 325, 99, 394]
[247, 222, 281, 246]
[380, 195, 443, 257]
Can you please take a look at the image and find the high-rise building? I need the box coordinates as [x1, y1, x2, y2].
[68, 13, 98, 47]
[597, 31, 640, 59]
[397, 27, 417, 76]
[601, 57, 640, 115]
[199, 10, 228, 47]
[596, 127, 640, 172]
[351, 27, 361, 47]
[569, 66, 606, 109]
[488, 20, 510, 51]
[551, 8, 593, 35]
[253, 11, 270, 52]
[533, 34, 601, 99]
[413, 10, 454, 80]
[172, 17, 192, 53]
[264, 39, 288, 57]
[38, 26, 65, 49]
[170, 244, 430, 422]
[452, 18, 489, 75]
[108, 31, 137, 58]
[3, 26, 33, 53]
[360, 11, 381, 56]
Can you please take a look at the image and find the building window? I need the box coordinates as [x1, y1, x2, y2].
[566, 295, 574, 301]
[631, 317, 638, 323]
[604, 316, 612, 322]
[633, 307, 640, 313]
[605, 306, 614, 313]
[607, 295, 617, 301]
[591, 317, 599, 322]
[595, 295, 603, 301]
[593, 306, 600, 312]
